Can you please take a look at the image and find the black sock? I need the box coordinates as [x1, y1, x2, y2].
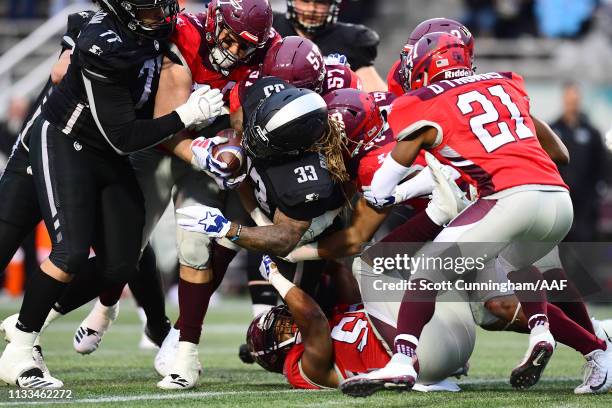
[129, 244, 167, 329]
[54, 257, 104, 315]
[17, 267, 68, 332]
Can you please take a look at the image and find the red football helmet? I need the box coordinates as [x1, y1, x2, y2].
[399, 18, 475, 92]
[205, 0, 273, 71]
[246, 305, 298, 373]
[324, 89, 384, 158]
[405, 32, 473, 91]
[261, 36, 326, 93]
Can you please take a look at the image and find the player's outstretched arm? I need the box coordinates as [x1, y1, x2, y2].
[356, 66, 388, 92]
[532, 115, 570, 165]
[260, 256, 337, 388]
[227, 209, 311, 257]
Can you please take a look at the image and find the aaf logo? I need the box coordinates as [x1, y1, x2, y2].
[218, 0, 243, 10]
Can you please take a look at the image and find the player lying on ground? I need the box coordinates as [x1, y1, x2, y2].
[247, 255, 474, 391]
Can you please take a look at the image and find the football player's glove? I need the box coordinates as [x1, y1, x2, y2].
[324, 53, 348, 66]
[175, 85, 224, 128]
[258, 255, 277, 281]
[176, 205, 231, 238]
[362, 185, 397, 209]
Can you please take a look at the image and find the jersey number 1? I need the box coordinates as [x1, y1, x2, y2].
[457, 84, 534, 153]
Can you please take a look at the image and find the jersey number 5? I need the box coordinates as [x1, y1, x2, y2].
[457, 84, 534, 153]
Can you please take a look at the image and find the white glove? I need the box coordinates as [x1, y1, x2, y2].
[175, 85, 224, 128]
[362, 185, 397, 209]
[258, 255, 278, 281]
[176, 205, 231, 238]
[324, 53, 348, 66]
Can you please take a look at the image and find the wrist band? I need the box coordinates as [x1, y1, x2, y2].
[269, 271, 296, 299]
[229, 224, 242, 242]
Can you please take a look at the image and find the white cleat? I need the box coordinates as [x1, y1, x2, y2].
[155, 327, 180, 377]
[157, 342, 201, 390]
[510, 324, 555, 389]
[0, 314, 20, 343]
[340, 353, 417, 397]
[73, 300, 119, 355]
[592, 318, 612, 345]
[574, 347, 612, 394]
[0, 329, 63, 389]
[424, 152, 470, 226]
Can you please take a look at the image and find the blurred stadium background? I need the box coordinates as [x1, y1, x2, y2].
[1, 0, 612, 300]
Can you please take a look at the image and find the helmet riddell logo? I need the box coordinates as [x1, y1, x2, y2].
[218, 0, 243, 10]
[444, 69, 472, 79]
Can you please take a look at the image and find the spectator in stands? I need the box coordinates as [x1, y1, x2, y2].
[8, 0, 37, 19]
[551, 82, 606, 241]
[0, 96, 29, 172]
[49, 0, 91, 17]
[462, 0, 497, 37]
[535, 0, 598, 38]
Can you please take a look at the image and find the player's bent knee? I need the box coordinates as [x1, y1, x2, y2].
[177, 229, 212, 270]
[51, 250, 90, 275]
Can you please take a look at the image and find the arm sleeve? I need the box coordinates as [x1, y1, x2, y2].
[82, 72, 185, 154]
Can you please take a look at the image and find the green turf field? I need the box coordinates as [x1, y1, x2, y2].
[0, 297, 610, 407]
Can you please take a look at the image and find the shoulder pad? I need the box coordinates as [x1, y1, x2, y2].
[64, 10, 95, 47]
[77, 12, 160, 81]
[336, 23, 380, 48]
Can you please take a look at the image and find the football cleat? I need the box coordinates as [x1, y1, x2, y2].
[510, 324, 555, 389]
[340, 353, 417, 397]
[157, 342, 201, 390]
[155, 327, 180, 377]
[574, 347, 612, 394]
[73, 300, 120, 355]
[0, 314, 20, 343]
[144, 317, 172, 349]
[592, 318, 612, 345]
[424, 152, 469, 226]
[0, 330, 63, 389]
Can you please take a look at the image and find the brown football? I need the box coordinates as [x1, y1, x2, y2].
[211, 129, 244, 176]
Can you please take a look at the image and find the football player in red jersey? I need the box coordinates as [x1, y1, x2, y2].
[228, 36, 362, 134]
[387, 18, 475, 98]
[339, 32, 612, 397]
[246, 255, 474, 390]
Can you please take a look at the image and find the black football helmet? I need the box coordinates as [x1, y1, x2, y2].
[242, 87, 328, 163]
[98, 0, 179, 40]
[286, 0, 341, 36]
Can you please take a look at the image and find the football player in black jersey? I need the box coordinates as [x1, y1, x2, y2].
[179, 85, 347, 279]
[273, 0, 387, 92]
[0, 0, 226, 389]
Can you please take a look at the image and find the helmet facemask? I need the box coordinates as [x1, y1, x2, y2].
[287, 0, 340, 36]
[208, 8, 260, 73]
[111, 0, 179, 40]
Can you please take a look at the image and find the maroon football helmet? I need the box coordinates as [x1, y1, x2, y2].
[246, 305, 298, 373]
[324, 89, 384, 158]
[205, 0, 273, 72]
[405, 32, 473, 91]
[261, 36, 326, 93]
[399, 18, 475, 92]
